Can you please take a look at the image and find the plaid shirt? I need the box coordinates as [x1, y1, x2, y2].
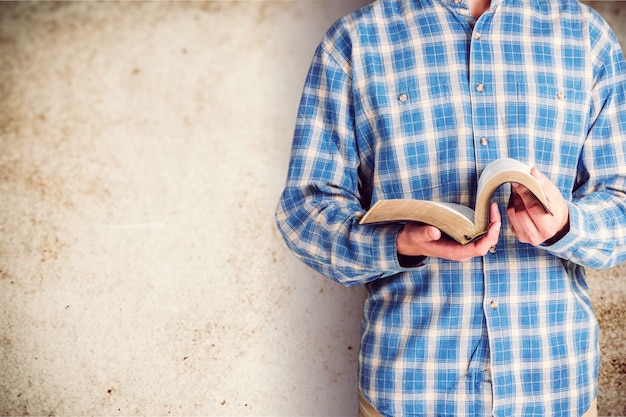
[275, 0, 626, 415]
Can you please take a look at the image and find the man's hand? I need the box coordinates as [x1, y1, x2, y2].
[507, 167, 570, 246]
[396, 202, 502, 262]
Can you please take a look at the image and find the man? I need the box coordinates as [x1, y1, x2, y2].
[275, 0, 626, 415]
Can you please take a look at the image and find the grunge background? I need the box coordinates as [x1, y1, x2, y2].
[1, 1, 625, 415]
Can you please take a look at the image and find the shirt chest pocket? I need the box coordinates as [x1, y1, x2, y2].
[514, 83, 589, 142]
[393, 76, 458, 139]
[369, 81, 469, 201]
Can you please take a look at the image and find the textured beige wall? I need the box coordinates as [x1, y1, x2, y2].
[0, 1, 624, 416]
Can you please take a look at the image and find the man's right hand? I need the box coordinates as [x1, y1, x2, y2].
[396, 202, 502, 263]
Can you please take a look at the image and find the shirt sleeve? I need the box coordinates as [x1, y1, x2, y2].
[543, 10, 626, 270]
[275, 38, 411, 287]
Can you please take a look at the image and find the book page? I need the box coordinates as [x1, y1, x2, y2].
[359, 199, 479, 243]
[477, 158, 530, 197]
[474, 158, 551, 233]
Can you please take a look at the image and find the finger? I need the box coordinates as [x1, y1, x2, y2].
[471, 203, 501, 254]
[530, 167, 563, 214]
[506, 192, 516, 234]
[507, 189, 533, 241]
[489, 201, 502, 226]
[507, 188, 528, 220]
[510, 181, 546, 216]
[484, 216, 501, 246]
[403, 222, 441, 244]
[483, 203, 501, 244]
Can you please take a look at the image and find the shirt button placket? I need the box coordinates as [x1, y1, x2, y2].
[470, 17, 497, 164]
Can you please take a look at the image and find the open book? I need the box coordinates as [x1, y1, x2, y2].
[358, 158, 552, 244]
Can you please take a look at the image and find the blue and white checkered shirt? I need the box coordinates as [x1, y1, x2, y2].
[275, 0, 626, 415]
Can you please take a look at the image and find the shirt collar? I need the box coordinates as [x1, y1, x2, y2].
[434, 0, 504, 12]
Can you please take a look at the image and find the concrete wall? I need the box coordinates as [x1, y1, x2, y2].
[0, 1, 624, 416]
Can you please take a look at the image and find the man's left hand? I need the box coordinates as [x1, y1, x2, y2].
[507, 167, 570, 246]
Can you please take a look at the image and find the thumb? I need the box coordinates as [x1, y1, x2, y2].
[422, 225, 442, 242]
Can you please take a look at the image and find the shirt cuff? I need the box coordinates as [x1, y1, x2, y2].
[540, 202, 579, 253]
[397, 254, 428, 267]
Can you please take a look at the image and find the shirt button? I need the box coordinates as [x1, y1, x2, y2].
[490, 300, 499, 309]
[476, 83, 484, 92]
[557, 91, 565, 100]
[398, 93, 408, 102]
[480, 137, 488, 146]
[489, 245, 497, 253]
[473, 32, 481, 40]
